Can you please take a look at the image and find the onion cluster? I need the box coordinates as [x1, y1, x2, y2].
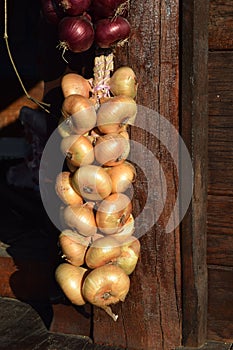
[54, 63, 140, 321]
[41, 0, 131, 57]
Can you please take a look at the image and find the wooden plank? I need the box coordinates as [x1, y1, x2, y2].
[207, 234, 233, 266]
[209, 0, 233, 50]
[207, 195, 233, 236]
[180, 0, 209, 347]
[177, 341, 233, 350]
[92, 1, 181, 349]
[208, 52, 233, 195]
[208, 52, 233, 117]
[207, 266, 233, 342]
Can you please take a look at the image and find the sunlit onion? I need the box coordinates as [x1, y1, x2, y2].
[63, 203, 97, 236]
[82, 264, 130, 321]
[72, 165, 112, 201]
[96, 192, 132, 234]
[55, 263, 87, 305]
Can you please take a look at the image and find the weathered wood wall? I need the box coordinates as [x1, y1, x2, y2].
[207, 0, 233, 342]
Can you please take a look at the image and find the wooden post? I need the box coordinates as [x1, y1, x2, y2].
[180, 0, 209, 347]
[92, 1, 181, 349]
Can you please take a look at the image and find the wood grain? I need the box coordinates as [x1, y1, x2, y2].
[92, 1, 181, 349]
[207, 266, 233, 342]
[209, 0, 233, 50]
[180, 0, 209, 347]
[208, 52, 233, 195]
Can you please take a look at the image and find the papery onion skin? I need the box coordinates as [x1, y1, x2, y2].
[96, 192, 132, 234]
[72, 165, 112, 201]
[58, 16, 94, 53]
[62, 94, 97, 134]
[111, 213, 135, 242]
[61, 73, 92, 98]
[59, 229, 91, 266]
[82, 264, 130, 307]
[97, 95, 137, 134]
[90, 0, 128, 19]
[55, 263, 87, 305]
[63, 204, 97, 236]
[85, 236, 121, 269]
[41, 0, 64, 25]
[60, 134, 94, 167]
[55, 171, 84, 205]
[109, 66, 138, 99]
[94, 133, 130, 166]
[56, 0, 91, 16]
[105, 161, 136, 192]
[95, 16, 130, 48]
[116, 237, 140, 275]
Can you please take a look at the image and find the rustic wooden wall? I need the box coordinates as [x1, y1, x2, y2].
[207, 0, 233, 342]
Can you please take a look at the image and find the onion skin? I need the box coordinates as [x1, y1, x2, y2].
[55, 171, 84, 205]
[97, 95, 137, 134]
[60, 134, 94, 167]
[55, 263, 87, 305]
[112, 214, 135, 242]
[85, 236, 121, 269]
[82, 264, 130, 313]
[116, 237, 140, 275]
[105, 161, 136, 193]
[56, 0, 91, 16]
[41, 0, 64, 25]
[61, 73, 92, 98]
[109, 66, 138, 99]
[72, 165, 112, 201]
[94, 133, 130, 166]
[59, 229, 91, 266]
[62, 94, 97, 134]
[94, 16, 130, 48]
[90, 0, 128, 19]
[63, 203, 97, 236]
[96, 193, 132, 234]
[58, 16, 94, 53]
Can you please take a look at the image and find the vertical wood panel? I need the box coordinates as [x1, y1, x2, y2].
[180, 0, 209, 347]
[92, 1, 181, 349]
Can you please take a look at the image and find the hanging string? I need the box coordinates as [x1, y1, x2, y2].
[3, 0, 51, 113]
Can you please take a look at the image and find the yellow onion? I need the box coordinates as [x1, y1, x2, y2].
[59, 229, 91, 266]
[63, 203, 97, 237]
[55, 263, 87, 305]
[116, 236, 140, 275]
[97, 95, 137, 134]
[85, 236, 121, 269]
[66, 158, 78, 173]
[72, 165, 112, 201]
[109, 66, 138, 99]
[55, 171, 83, 206]
[96, 193, 132, 234]
[62, 94, 97, 134]
[112, 214, 135, 242]
[58, 115, 74, 138]
[82, 264, 130, 321]
[61, 73, 92, 98]
[60, 134, 94, 167]
[105, 161, 136, 193]
[94, 133, 130, 166]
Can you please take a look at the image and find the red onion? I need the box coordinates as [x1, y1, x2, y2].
[55, 0, 91, 16]
[95, 16, 131, 48]
[41, 0, 64, 25]
[90, 0, 128, 20]
[58, 16, 95, 53]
